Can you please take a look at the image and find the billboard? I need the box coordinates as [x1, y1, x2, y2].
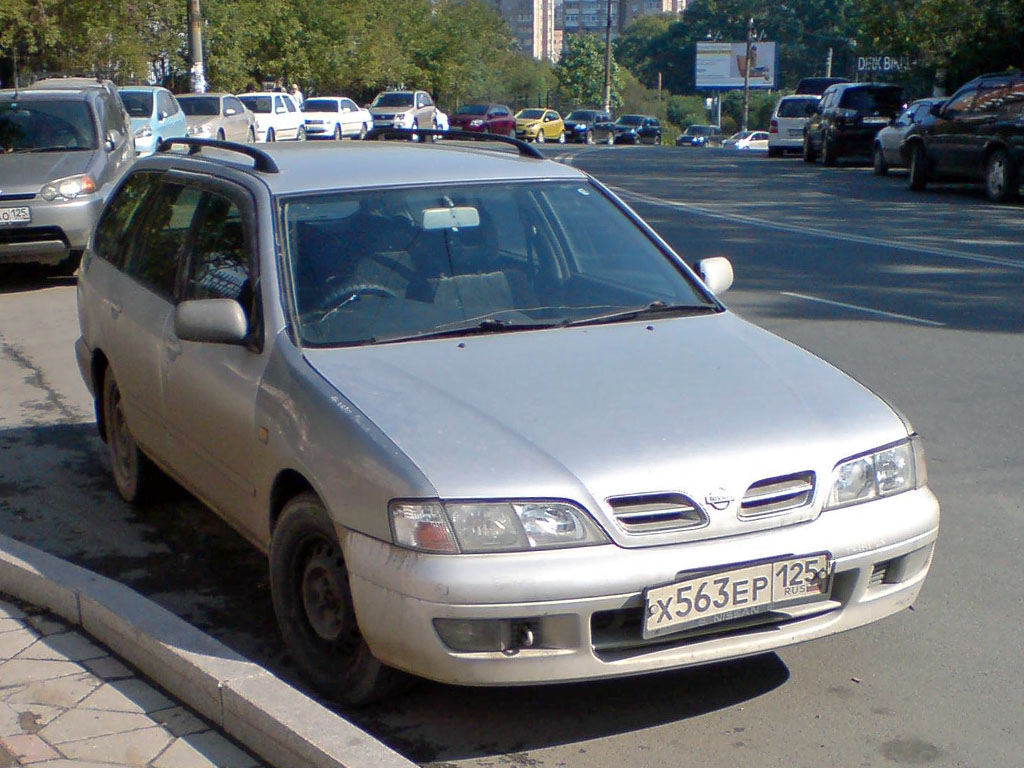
[696, 41, 777, 89]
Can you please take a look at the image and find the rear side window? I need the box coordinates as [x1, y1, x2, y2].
[185, 195, 251, 305]
[93, 173, 160, 268]
[972, 81, 1009, 116]
[839, 87, 902, 114]
[777, 99, 817, 118]
[125, 183, 204, 299]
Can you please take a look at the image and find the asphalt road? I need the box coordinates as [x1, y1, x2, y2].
[1, 145, 1021, 768]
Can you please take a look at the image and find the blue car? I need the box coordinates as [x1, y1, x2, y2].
[119, 86, 187, 156]
[675, 124, 724, 147]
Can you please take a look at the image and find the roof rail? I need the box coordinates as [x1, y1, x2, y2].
[157, 137, 279, 173]
[364, 127, 544, 160]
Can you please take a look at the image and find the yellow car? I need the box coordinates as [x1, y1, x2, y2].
[515, 108, 565, 143]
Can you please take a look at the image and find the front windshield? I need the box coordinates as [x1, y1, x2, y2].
[566, 111, 596, 121]
[178, 97, 219, 116]
[239, 95, 271, 114]
[373, 92, 414, 108]
[303, 99, 338, 113]
[284, 181, 714, 347]
[120, 91, 154, 118]
[518, 109, 544, 119]
[617, 115, 644, 125]
[0, 100, 98, 152]
[456, 105, 488, 115]
[685, 125, 712, 136]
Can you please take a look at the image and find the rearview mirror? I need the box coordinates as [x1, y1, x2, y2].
[695, 256, 734, 296]
[422, 206, 480, 230]
[174, 299, 248, 344]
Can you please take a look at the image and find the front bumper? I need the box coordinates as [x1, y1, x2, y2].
[134, 133, 158, 157]
[344, 487, 939, 686]
[0, 194, 105, 264]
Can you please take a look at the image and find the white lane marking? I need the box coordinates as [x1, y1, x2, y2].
[611, 187, 1024, 271]
[781, 292, 947, 327]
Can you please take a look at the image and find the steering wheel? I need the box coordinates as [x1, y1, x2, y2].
[305, 282, 399, 322]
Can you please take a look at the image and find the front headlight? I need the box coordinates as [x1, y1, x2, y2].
[134, 125, 153, 139]
[469, 119, 484, 127]
[390, 500, 608, 554]
[825, 436, 926, 510]
[39, 174, 97, 201]
[187, 124, 212, 138]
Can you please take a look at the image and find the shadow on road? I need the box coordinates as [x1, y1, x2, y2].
[0, 264, 77, 294]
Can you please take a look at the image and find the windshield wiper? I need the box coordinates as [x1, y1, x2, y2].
[564, 301, 719, 328]
[378, 317, 560, 344]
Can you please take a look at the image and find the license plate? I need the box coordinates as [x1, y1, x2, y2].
[788, 129, 802, 137]
[862, 117, 888, 124]
[0, 206, 30, 226]
[644, 553, 832, 639]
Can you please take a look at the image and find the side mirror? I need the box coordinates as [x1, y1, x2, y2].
[174, 299, 248, 345]
[104, 132, 118, 151]
[695, 256, 734, 296]
[929, 102, 944, 118]
[158, 111, 168, 121]
[225, 107, 237, 116]
[275, 105, 286, 114]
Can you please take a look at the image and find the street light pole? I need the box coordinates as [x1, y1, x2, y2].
[187, 0, 206, 93]
[742, 16, 753, 131]
[602, 0, 613, 112]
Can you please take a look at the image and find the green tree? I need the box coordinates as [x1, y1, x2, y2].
[556, 33, 621, 109]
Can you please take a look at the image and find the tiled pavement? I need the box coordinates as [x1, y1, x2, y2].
[0, 598, 264, 768]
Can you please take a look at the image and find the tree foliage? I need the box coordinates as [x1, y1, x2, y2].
[556, 33, 622, 109]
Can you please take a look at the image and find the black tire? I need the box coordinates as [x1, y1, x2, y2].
[332, 123, 342, 140]
[908, 142, 928, 191]
[535, 130, 545, 144]
[822, 136, 837, 166]
[768, 146, 782, 158]
[984, 148, 1017, 203]
[247, 128, 255, 143]
[410, 119, 420, 142]
[296, 125, 306, 142]
[802, 134, 816, 163]
[557, 130, 566, 144]
[102, 367, 156, 504]
[266, 128, 276, 143]
[873, 143, 888, 176]
[270, 493, 409, 705]
[606, 133, 614, 146]
[585, 129, 594, 145]
[358, 123, 368, 140]
[54, 249, 82, 277]
[216, 128, 225, 141]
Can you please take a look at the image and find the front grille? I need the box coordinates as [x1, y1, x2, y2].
[0, 193, 35, 202]
[740, 471, 815, 518]
[869, 561, 892, 587]
[608, 493, 707, 533]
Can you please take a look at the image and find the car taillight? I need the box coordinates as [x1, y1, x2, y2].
[770, 119, 778, 133]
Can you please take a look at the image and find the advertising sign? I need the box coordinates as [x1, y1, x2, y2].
[856, 55, 915, 74]
[696, 41, 777, 89]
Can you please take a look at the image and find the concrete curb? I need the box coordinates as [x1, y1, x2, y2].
[0, 532, 416, 768]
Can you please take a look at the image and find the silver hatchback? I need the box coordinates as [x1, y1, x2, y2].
[75, 137, 939, 704]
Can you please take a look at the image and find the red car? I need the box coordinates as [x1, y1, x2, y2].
[448, 103, 515, 136]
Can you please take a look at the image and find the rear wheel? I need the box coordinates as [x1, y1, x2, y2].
[908, 142, 928, 191]
[984, 148, 1017, 203]
[270, 493, 410, 705]
[821, 136, 837, 166]
[266, 128, 276, 143]
[102, 367, 156, 504]
[296, 125, 306, 141]
[802, 134, 815, 162]
[332, 123, 342, 140]
[606, 132, 614, 146]
[247, 128, 255, 143]
[767, 146, 782, 158]
[873, 143, 888, 176]
[216, 128, 225, 141]
[585, 129, 594, 145]
[410, 119, 420, 142]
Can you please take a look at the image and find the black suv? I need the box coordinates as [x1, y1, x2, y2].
[562, 109, 612, 144]
[803, 82, 903, 166]
[903, 72, 1024, 202]
[794, 77, 849, 96]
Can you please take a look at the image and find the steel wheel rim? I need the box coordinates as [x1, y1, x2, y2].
[988, 157, 1006, 195]
[108, 385, 136, 486]
[300, 539, 347, 643]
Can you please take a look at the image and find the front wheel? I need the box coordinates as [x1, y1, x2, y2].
[332, 124, 342, 140]
[908, 143, 928, 191]
[606, 133, 614, 146]
[873, 143, 889, 176]
[270, 493, 409, 705]
[821, 136, 837, 166]
[296, 125, 306, 141]
[247, 128, 255, 143]
[535, 130, 545, 144]
[984, 148, 1017, 203]
[216, 128, 225, 141]
[557, 130, 566, 144]
[585, 129, 594, 145]
[802, 134, 816, 163]
[265, 128, 276, 143]
[358, 123, 368, 140]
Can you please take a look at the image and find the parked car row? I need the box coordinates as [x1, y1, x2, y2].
[783, 74, 1024, 203]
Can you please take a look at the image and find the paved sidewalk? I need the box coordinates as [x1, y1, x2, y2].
[0, 597, 263, 768]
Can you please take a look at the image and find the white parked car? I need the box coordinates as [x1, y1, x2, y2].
[768, 95, 820, 157]
[238, 92, 305, 142]
[301, 96, 372, 140]
[723, 130, 770, 151]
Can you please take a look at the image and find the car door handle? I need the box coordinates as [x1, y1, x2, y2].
[166, 338, 182, 361]
[109, 301, 122, 319]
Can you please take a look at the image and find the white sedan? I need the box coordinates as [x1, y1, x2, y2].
[301, 96, 372, 140]
[724, 130, 770, 151]
[238, 92, 305, 142]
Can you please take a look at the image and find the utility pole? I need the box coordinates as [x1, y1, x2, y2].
[602, 0, 613, 112]
[187, 0, 206, 93]
[825, 47, 833, 78]
[742, 16, 753, 131]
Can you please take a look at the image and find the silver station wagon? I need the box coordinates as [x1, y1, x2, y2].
[75, 134, 939, 704]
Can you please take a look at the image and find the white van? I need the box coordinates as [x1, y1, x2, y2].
[768, 95, 820, 157]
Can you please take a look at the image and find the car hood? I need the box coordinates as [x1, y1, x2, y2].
[303, 313, 908, 544]
[0, 150, 98, 193]
[129, 116, 154, 132]
[370, 106, 412, 116]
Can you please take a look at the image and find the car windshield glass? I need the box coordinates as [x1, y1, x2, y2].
[518, 109, 544, 119]
[618, 115, 644, 125]
[566, 111, 596, 121]
[456, 105, 488, 115]
[303, 99, 338, 113]
[373, 93, 414, 108]
[283, 180, 714, 347]
[120, 91, 154, 118]
[0, 100, 98, 152]
[839, 87, 902, 113]
[685, 126, 712, 135]
[777, 98, 817, 118]
[239, 96, 271, 113]
[178, 97, 219, 116]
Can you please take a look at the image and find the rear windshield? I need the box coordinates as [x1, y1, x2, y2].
[373, 93, 414, 108]
[120, 91, 154, 118]
[456, 105, 488, 115]
[178, 97, 219, 116]
[777, 98, 818, 118]
[839, 87, 903, 114]
[566, 111, 597, 121]
[239, 96, 271, 114]
[303, 100, 338, 113]
[0, 99, 98, 151]
[618, 115, 644, 125]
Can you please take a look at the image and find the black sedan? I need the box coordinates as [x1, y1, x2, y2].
[594, 114, 662, 145]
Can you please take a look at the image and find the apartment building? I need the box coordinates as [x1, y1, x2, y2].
[561, 0, 685, 39]
[489, 0, 560, 62]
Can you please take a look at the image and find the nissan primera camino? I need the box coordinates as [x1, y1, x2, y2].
[74, 132, 939, 703]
